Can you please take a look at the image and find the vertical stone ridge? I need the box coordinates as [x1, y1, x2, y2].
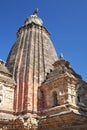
[24, 27, 32, 111]
[13, 33, 23, 78]
[17, 29, 27, 112]
[23, 28, 31, 111]
[31, 25, 36, 112]
[19, 29, 29, 112]
[41, 28, 45, 80]
[13, 33, 23, 111]
[38, 27, 40, 84]
[32, 25, 36, 112]
[20, 32, 27, 112]
[33, 26, 40, 112]
[14, 32, 24, 112]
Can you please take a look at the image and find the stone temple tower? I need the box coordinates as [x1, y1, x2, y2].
[1, 8, 87, 130]
[6, 9, 58, 114]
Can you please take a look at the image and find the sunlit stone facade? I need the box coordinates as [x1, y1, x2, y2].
[0, 9, 87, 130]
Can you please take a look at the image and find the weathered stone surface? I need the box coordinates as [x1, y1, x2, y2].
[38, 57, 87, 130]
[6, 12, 58, 114]
[0, 10, 87, 130]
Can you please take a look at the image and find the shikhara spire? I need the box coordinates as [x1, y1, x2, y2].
[6, 10, 58, 113]
[0, 8, 87, 130]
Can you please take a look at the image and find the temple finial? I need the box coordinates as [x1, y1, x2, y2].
[59, 53, 64, 59]
[33, 8, 39, 15]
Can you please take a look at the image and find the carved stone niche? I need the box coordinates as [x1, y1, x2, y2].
[0, 84, 3, 104]
[76, 83, 87, 111]
[15, 114, 38, 130]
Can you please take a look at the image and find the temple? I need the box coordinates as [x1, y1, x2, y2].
[0, 9, 87, 130]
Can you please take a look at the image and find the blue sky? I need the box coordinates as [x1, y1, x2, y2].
[0, 0, 87, 81]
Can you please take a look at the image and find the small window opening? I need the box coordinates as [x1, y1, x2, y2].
[53, 91, 58, 107]
[0, 98, 1, 103]
[0, 96, 2, 103]
[77, 95, 80, 102]
[41, 91, 45, 109]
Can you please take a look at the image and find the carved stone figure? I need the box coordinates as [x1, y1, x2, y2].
[76, 83, 87, 111]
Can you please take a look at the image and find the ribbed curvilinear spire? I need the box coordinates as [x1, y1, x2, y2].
[6, 9, 58, 114]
